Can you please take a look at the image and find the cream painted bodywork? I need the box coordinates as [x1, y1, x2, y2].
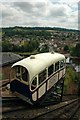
[12, 52, 65, 82]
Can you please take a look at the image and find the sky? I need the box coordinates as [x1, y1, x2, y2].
[0, 0, 80, 30]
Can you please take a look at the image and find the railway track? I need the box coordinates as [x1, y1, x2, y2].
[31, 98, 80, 120]
[2, 97, 31, 113]
[2, 97, 80, 119]
[2, 97, 22, 107]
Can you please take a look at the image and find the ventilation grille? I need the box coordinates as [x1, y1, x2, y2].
[30, 55, 35, 59]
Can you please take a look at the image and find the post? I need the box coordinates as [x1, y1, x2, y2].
[60, 78, 64, 101]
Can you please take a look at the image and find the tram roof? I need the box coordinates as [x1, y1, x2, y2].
[12, 52, 65, 81]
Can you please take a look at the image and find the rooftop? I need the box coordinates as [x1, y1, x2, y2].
[0, 52, 23, 67]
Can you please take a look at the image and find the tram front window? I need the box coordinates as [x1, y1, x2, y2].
[16, 66, 28, 82]
[22, 69, 28, 82]
[16, 66, 21, 80]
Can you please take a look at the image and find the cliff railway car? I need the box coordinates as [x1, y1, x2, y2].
[10, 52, 66, 105]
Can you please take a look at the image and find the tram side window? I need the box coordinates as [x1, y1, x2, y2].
[55, 62, 59, 71]
[39, 70, 46, 85]
[60, 60, 64, 68]
[48, 65, 53, 76]
[31, 77, 37, 90]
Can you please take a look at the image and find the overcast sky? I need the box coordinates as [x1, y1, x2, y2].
[0, 0, 80, 30]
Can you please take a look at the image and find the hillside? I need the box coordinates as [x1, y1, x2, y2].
[1, 26, 79, 53]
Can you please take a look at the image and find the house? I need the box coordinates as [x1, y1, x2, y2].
[0, 52, 23, 80]
[75, 65, 80, 73]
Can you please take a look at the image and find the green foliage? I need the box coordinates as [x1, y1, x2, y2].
[2, 26, 78, 33]
[64, 67, 78, 93]
[65, 67, 78, 84]
[2, 26, 78, 53]
[2, 27, 51, 39]
[71, 43, 80, 57]
[2, 40, 12, 52]
[64, 45, 69, 52]
[2, 39, 39, 52]
[66, 68, 77, 82]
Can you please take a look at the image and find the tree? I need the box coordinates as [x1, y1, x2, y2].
[64, 67, 78, 94]
[64, 45, 69, 52]
[71, 43, 80, 57]
[2, 40, 12, 52]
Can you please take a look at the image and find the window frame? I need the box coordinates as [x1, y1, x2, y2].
[55, 61, 59, 71]
[16, 66, 21, 80]
[38, 69, 47, 85]
[15, 66, 29, 84]
[60, 60, 65, 68]
[48, 64, 54, 77]
[31, 76, 37, 90]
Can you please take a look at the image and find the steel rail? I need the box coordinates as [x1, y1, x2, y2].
[30, 98, 79, 120]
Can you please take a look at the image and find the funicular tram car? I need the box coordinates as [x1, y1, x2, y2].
[10, 52, 66, 105]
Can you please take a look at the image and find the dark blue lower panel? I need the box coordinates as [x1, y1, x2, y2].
[10, 80, 32, 99]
